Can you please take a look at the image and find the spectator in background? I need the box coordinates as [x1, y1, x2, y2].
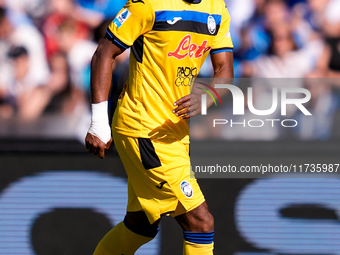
[309, 34, 340, 78]
[242, 23, 322, 78]
[18, 52, 86, 121]
[56, 18, 97, 94]
[264, 0, 291, 31]
[236, 19, 323, 140]
[233, 0, 289, 76]
[307, 0, 340, 78]
[305, 0, 340, 36]
[42, 0, 99, 59]
[47, 0, 104, 28]
[5, 46, 38, 120]
[0, 7, 49, 101]
[45, 53, 84, 115]
[300, 0, 340, 139]
[42, 14, 89, 60]
[2, 0, 48, 26]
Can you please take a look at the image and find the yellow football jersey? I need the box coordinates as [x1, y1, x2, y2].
[108, 0, 233, 142]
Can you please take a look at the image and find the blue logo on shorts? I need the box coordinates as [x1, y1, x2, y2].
[181, 181, 193, 198]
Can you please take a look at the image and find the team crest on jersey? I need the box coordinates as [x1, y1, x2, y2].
[207, 16, 216, 34]
[113, 9, 131, 28]
[181, 181, 193, 198]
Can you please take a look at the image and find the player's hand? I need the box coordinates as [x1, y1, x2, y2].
[173, 94, 201, 119]
[85, 133, 112, 159]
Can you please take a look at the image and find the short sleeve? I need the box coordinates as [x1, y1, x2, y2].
[210, 6, 233, 54]
[107, 0, 154, 49]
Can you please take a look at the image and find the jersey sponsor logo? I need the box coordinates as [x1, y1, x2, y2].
[180, 181, 193, 198]
[132, 0, 145, 3]
[167, 17, 182, 25]
[168, 35, 211, 60]
[207, 16, 216, 34]
[175, 67, 197, 87]
[113, 9, 131, 28]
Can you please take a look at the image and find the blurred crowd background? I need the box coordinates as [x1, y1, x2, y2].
[0, 0, 339, 141]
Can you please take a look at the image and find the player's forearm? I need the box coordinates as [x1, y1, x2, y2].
[213, 62, 234, 79]
[86, 44, 115, 150]
[90, 47, 115, 104]
[205, 55, 234, 108]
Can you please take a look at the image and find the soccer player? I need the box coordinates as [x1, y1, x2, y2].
[85, 0, 234, 254]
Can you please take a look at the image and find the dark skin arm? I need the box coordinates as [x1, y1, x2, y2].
[85, 35, 125, 158]
[173, 51, 234, 118]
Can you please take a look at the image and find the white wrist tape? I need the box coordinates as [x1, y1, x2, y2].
[88, 101, 111, 144]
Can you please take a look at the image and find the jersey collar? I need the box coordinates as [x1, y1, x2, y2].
[183, 0, 202, 4]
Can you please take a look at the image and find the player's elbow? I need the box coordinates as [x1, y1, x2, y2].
[91, 44, 113, 69]
[92, 44, 105, 62]
[214, 64, 234, 78]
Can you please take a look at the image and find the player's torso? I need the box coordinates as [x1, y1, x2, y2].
[140, 0, 224, 97]
[114, 0, 226, 140]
